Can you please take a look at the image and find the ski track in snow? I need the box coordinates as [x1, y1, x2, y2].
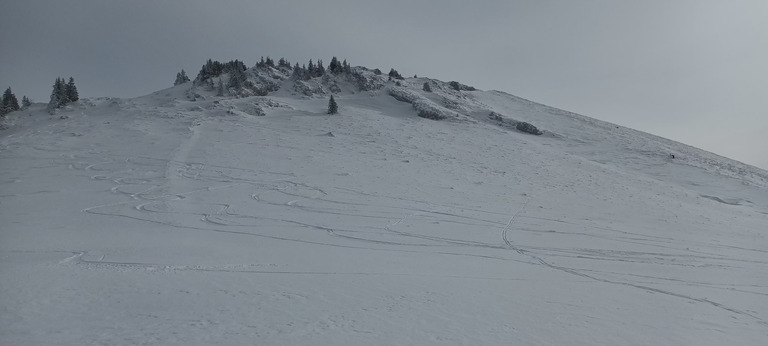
[62, 111, 768, 328]
[498, 183, 768, 326]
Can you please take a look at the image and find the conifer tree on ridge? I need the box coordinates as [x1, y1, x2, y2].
[66, 77, 79, 103]
[21, 96, 32, 109]
[174, 69, 190, 85]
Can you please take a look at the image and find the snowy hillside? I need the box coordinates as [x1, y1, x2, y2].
[1, 63, 767, 345]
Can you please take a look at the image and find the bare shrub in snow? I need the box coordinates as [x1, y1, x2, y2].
[293, 82, 313, 96]
[323, 75, 342, 93]
[516, 121, 543, 135]
[387, 87, 446, 120]
[243, 103, 266, 116]
[489, 111, 541, 134]
[387, 87, 419, 103]
[449, 81, 477, 91]
[413, 99, 446, 120]
[293, 80, 326, 96]
[442, 97, 462, 110]
[349, 68, 386, 91]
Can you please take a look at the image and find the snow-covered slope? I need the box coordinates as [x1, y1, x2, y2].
[1, 70, 767, 345]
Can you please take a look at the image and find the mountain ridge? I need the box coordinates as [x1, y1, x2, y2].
[123, 61, 768, 188]
[4, 59, 767, 190]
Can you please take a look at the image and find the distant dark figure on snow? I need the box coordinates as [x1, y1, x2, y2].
[670, 154, 675, 159]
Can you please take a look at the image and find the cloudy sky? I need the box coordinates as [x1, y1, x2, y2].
[2, 0, 766, 169]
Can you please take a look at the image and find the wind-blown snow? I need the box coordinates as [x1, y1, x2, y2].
[1, 77, 767, 345]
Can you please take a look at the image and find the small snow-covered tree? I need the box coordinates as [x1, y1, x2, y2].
[57, 78, 69, 104]
[307, 59, 316, 78]
[47, 93, 60, 114]
[329, 57, 342, 74]
[228, 67, 245, 90]
[65, 77, 79, 103]
[47, 78, 69, 111]
[174, 69, 190, 85]
[327, 95, 338, 114]
[194, 59, 233, 84]
[292, 63, 304, 80]
[388, 68, 403, 80]
[316, 59, 325, 77]
[2, 87, 20, 115]
[21, 96, 32, 109]
[422, 82, 432, 92]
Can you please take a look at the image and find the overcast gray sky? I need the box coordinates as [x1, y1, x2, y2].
[2, 0, 766, 169]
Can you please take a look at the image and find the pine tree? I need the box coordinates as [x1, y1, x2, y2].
[9, 90, 19, 111]
[329, 57, 342, 74]
[48, 78, 68, 111]
[47, 92, 60, 114]
[57, 78, 69, 105]
[2, 87, 20, 115]
[388, 68, 403, 80]
[327, 95, 338, 114]
[21, 96, 31, 109]
[316, 59, 325, 77]
[195, 59, 229, 84]
[307, 59, 315, 78]
[66, 77, 79, 103]
[228, 67, 244, 90]
[174, 69, 190, 85]
[292, 63, 303, 80]
[232, 60, 248, 89]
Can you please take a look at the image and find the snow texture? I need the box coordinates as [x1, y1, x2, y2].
[1, 74, 767, 345]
